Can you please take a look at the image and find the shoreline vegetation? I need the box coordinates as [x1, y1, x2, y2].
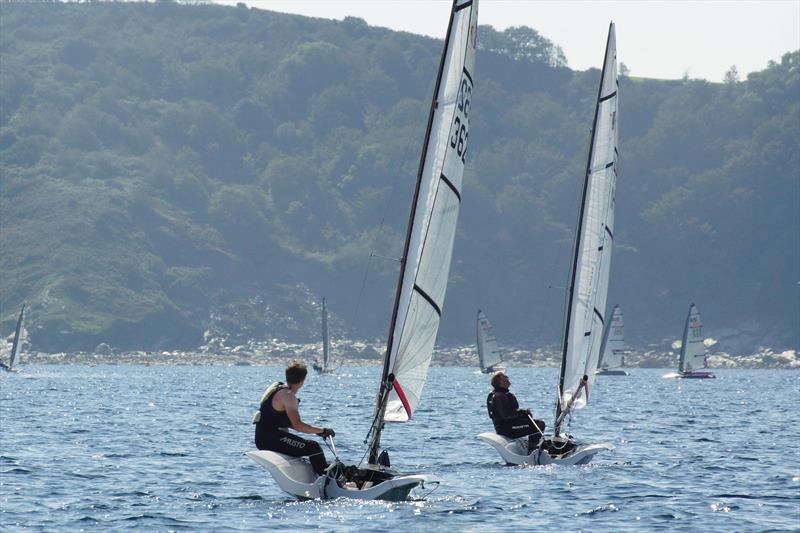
[0, 3, 796, 353]
[11, 338, 799, 369]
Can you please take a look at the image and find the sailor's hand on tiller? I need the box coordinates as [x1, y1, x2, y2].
[319, 428, 335, 439]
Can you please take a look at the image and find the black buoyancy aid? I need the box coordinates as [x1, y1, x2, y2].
[485, 392, 496, 418]
[255, 381, 292, 431]
[486, 388, 518, 420]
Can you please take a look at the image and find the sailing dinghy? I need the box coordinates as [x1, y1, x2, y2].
[477, 309, 505, 373]
[1, 304, 25, 372]
[663, 303, 715, 379]
[312, 298, 332, 374]
[248, 0, 479, 499]
[596, 305, 628, 376]
[478, 23, 619, 466]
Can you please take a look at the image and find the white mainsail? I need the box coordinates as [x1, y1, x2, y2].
[477, 309, 502, 372]
[321, 297, 329, 371]
[8, 304, 25, 370]
[557, 23, 618, 418]
[679, 303, 706, 372]
[371, 0, 478, 441]
[598, 305, 624, 369]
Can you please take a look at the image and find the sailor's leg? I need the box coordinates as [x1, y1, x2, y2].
[526, 420, 546, 454]
[263, 430, 328, 476]
[305, 442, 328, 476]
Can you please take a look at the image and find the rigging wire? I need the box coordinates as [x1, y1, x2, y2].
[358, 382, 391, 467]
[344, 72, 437, 463]
[534, 248, 565, 352]
[531, 242, 567, 419]
[347, 73, 438, 338]
[321, 435, 341, 463]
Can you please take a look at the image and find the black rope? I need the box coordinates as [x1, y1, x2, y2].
[359, 380, 393, 466]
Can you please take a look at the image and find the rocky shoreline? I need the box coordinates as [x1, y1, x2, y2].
[11, 337, 799, 369]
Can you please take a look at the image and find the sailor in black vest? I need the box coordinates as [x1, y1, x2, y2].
[487, 371, 546, 453]
[253, 361, 334, 476]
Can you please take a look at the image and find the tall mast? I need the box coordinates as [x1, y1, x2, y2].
[367, 0, 462, 464]
[322, 297, 328, 370]
[555, 22, 615, 429]
[476, 310, 485, 370]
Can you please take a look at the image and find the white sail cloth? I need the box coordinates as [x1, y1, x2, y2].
[477, 310, 502, 372]
[679, 303, 706, 372]
[599, 305, 624, 369]
[8, 304, 25, 369]
[383, 0, 478, 422]
[560, 24, 618, 411]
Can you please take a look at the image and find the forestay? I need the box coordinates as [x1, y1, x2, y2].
[598, 305, 624, 369]
[380, 0, 479, 423]
[477, 310, 502, 372]
[558, 23, 618, 413]
[679, 303, 706, 372]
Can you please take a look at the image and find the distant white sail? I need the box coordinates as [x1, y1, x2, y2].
[598, 305, 624, 369]
[476, 309, 503, 372]
[558, 23, 618, 415]
[375, 0, 479, 429]
[8, 304, 25, 370]
[679, 303, 706, 372]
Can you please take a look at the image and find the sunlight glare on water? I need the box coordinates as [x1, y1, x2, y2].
[1, 365, 798, 531]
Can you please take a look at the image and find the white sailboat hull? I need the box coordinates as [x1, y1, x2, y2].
[662, 371, 716, 379]
[476, 432, 612, 466]
[595, 368, 628, 376]
[480, 364, 505, 374]
[311, 363, 333, 374]
[246, 451, 436, 501]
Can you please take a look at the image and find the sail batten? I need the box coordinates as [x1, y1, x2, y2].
[440, 174, 462, 201]
[556, 22, 618, 422]
[369, 0, 478, 458]
[414, 284, 443, 316]
[599, 91, 617, 102]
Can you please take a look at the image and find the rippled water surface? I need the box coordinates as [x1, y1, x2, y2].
[1, 365, 798, 531]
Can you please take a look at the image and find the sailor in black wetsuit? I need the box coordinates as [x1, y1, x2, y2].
[253, 361, 334, 476]
[487, 371, 545, 453]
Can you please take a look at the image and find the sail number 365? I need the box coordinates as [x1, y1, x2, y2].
[449, 76, 472, 164]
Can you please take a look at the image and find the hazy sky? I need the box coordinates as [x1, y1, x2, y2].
[220, 0, 800, 81]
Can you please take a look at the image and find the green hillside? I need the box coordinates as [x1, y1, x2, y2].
[1, 1, 797, 352]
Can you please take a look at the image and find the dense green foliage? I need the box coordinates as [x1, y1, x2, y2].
[1, 2, 797, 352]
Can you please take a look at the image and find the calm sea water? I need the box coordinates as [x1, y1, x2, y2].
[1, 365, 798, 532]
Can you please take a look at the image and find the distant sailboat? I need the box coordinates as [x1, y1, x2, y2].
[663, 303, 715, 379]
[479, 22, 618, 466]
[1, 304, 25, 372]
[596, 305, 628, 376]
[248, 0, 479, 499]
[312, 298, 332, 374]
[477, 309, 504, 373]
